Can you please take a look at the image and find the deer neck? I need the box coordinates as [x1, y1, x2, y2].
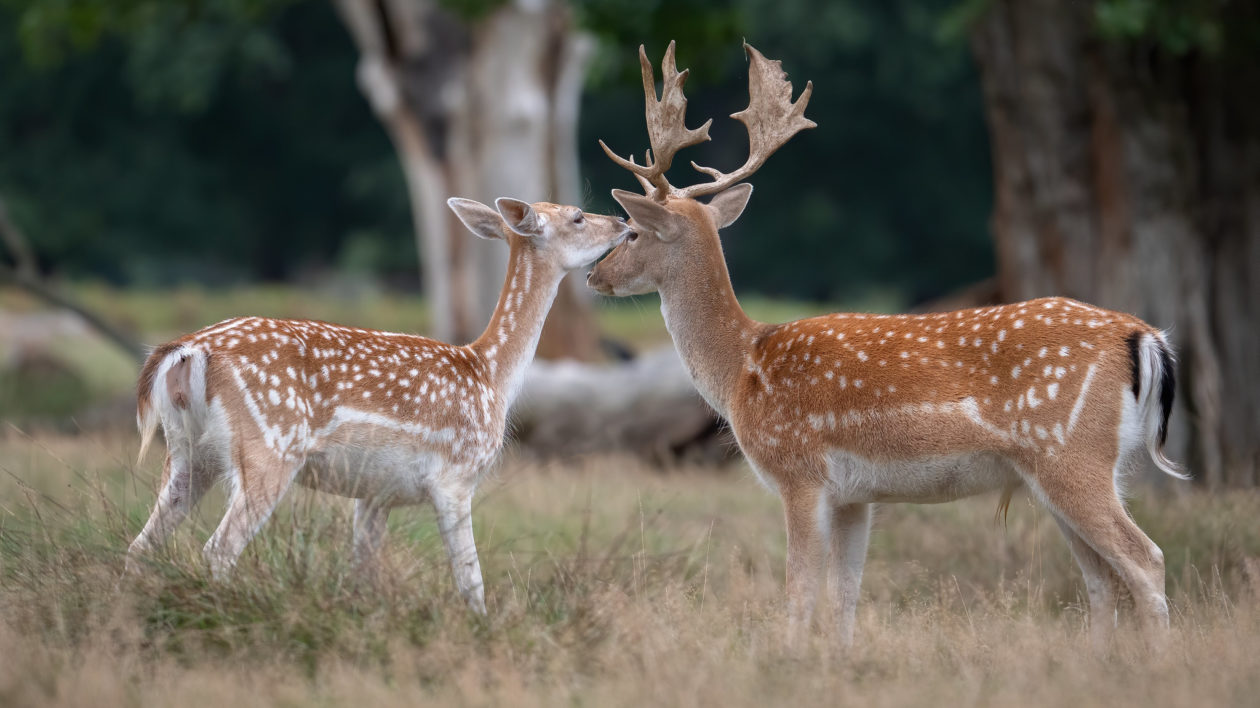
[469, 238, 563, 407]
[657, 234, 759, 419]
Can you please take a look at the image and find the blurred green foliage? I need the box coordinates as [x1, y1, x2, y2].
[574, 0, 745, 86]
[582, 0, 995, 303]
[1, 0, 998, 304]
[0, 0, 412, 285]
[9, 1, 300, 101]
[1094, 0, 1224, 55]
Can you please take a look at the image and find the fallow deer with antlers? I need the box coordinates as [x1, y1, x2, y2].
[588, 41, 1186, 646]
[128, 197, 633, 612]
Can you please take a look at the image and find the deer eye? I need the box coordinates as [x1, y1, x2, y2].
[572, 212, 584, 224]
[627, 231, 639, 242]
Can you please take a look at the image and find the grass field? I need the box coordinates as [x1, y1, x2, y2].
[2, 285, 1258, 705]
[1, 428, 1258, 707]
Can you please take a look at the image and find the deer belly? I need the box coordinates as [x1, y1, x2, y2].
[297, 445, 445, 503]
[824, 449, 1017, 504]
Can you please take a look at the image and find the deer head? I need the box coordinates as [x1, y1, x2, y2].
[448, 197, 631, 272]
[588, 41, 814, 296]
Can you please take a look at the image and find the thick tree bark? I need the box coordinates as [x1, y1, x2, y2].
[972, 0, 1259, 487]
[333, 0, 601, 359]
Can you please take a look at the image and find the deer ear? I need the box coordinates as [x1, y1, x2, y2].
[447, 198, 505, 240]
[611, 189, 679, 242]
[495, 198, 543, 237]
[706, 183, 753, 228]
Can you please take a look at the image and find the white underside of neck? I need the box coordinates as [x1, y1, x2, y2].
[661, 297, 729, 419]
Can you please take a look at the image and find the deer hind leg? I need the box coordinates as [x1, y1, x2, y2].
[825, 500, 872, 648]
[203, 445, 300, 581]
[126, 449, 215, 573]
[1030, 464, 1169, 636]
[1052, 515, 1122, 649]
[432, 482, 486, 614]
[781, 481, 827, 642]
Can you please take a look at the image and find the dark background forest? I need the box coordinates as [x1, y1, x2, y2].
[0, 0, 993, 301]
[1, 0, 1256, 486]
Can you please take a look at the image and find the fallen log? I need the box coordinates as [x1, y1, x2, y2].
[512, 346, 734, 465]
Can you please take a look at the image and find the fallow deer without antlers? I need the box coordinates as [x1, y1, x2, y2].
[588, 41, 1187, 647]
[128, 198, 632, 612]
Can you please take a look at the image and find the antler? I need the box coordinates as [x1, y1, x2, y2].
[598, 41, 713, 201]
[602, 41, 815, 202]
[676, 43, 815, 199]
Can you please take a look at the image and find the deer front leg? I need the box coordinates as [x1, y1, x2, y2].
[782, 483, 827, 643]
[352, 498, 391, 577]
[826, 501, 872, 648]
[432, 483, 486, 614]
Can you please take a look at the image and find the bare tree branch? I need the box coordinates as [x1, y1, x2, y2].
[0, 196, 145, 364]
[0, 198, 37, 277]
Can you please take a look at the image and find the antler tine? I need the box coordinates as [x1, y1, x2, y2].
[598, 139, 659, 193]
[647, 41, 713, 178]
[599, 41, 712, 202]
[677, 43, 815, 200]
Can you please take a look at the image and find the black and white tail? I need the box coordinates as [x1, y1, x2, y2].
[1129, 330, 1188, 480]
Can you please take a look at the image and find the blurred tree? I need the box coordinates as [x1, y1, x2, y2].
[330, 0, 744, 356]
[971, 0, 1260, 487]
[331, 0, 602, 357]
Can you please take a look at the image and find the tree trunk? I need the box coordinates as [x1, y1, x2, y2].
[333, 0, 601, 359]
[972, 0, 1260, 487]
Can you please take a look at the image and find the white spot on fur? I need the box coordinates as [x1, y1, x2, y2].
[1067, 363, 1099, 433]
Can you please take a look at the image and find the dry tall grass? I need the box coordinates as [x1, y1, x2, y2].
[1, 428, 1258, 707]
